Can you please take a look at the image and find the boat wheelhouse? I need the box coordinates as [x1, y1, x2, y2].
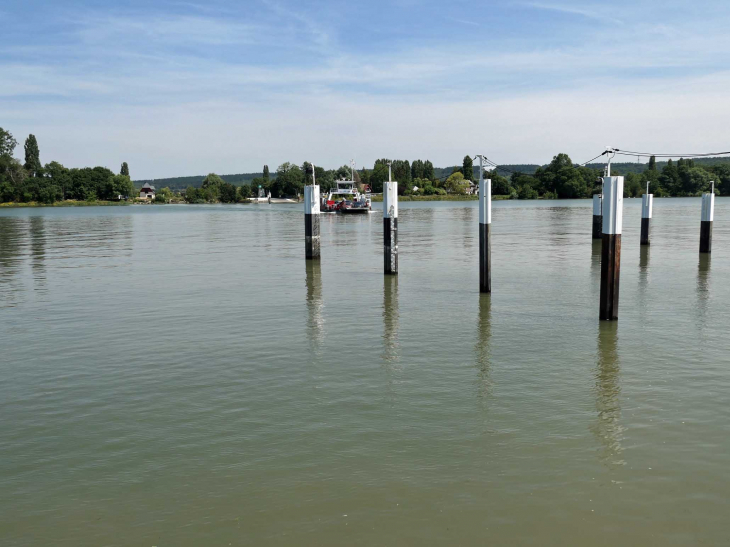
[322, 180, 372, 214]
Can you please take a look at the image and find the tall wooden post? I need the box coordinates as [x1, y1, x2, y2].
[383, 167, 398, 275]
[478, 156, 491, 293]
[700, 185, 714, 254]
[304, 184, 320, 260]
[600, 176, 623, 320]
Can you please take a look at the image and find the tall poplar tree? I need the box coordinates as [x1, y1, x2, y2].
[263, 165, 270, 180]
[462, 155, 474, 182]
[423, 160, 434, 180]
[24, 134, 41, 177]
[120, 162, 130, 176]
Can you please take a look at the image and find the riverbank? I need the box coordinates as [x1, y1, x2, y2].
[0, 200, 132, 208]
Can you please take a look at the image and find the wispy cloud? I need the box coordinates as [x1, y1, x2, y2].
[2, 0, 730, 177]
[72, 13, 268, 47]
[524, 2, 623, 24]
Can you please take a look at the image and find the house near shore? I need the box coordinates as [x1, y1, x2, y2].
[140, 183, 155, 199]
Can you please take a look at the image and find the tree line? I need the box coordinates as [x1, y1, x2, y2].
[235, 154, 730, 200]
[0, 128, 135, 203]
[3, 126, 729, 205]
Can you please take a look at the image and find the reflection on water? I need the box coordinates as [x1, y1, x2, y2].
[697, 254, 711, 330]
[590, 239, 601, 277]
[305, 260, 324, 351]
[29, 216, 46, 290]
[591, 322, 625, 467]
[3, 201, 730, 546]
[382, 275, 399, 364]
[638, 245, 650, 309]
[474, 295, 492, 399]
[639, 244, 650, 272]
[0, 216, 24, 307]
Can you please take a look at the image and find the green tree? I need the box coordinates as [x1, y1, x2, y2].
[462, 155, 474, 182]
[120, 162, 130, 177]
[272, 162, 304, 197]
[680, 167, 711, 195]
[489, 171, 513, 195]
[359, 168, 370, 190]
[219, 181, 237, 203]
[423, 160, 435, 181]
[709, 164, 730, 196]
[369, 162, 390, 193]
[334, 164, 352, 181]
[659, 159, 680, 195]
[391, 160, 411, 192]
[648, 155, 656, 172]
[534, 153, 595, 198]
[158, 187, 173, 201]
[44, 161, 71, 200]
[201, 173, 225, 201]
[445, 171, 469, 194]
[411, 159, 424, 180]
[24, 134, 41, 177]
[0, 127, 18, 157]
[238, 184, 252, 201]
[263, 165, 269, 181]
[184, 186, 202, 203]
[624, 173, 643, 197]
[100, 174, 134, 200]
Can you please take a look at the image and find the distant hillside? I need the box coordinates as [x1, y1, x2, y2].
[135, 172, 264, 191]
[136, 157, 730, 189]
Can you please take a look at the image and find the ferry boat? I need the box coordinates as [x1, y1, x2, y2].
[322, 180, 372, 214]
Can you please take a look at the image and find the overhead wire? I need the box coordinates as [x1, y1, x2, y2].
[613, 149, 730, 159]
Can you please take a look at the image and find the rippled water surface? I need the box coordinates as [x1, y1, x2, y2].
[1, 199, 729, 546]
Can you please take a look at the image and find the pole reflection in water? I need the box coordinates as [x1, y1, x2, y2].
[305, 260, 324, 351]
[638, 245, 650, 311]
[591, 321, 625, 467]
[590, 239, 602, 277]
[697, 254, 711, 331]
[474, 294, 492, 399]
[29, 216, 47, 289]
[382, 275, 399, 364]
[0, 216, 24, 308]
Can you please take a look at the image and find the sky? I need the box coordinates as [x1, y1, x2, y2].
[2, 0, 730, 179]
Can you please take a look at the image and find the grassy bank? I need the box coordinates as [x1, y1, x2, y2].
[0, 200, 132, 208]
[369, 194, 512, 202]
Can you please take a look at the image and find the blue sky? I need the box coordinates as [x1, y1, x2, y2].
[2, 0, 730, 178]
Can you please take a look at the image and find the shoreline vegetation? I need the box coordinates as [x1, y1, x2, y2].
[2, 127, 729, 208]
[0, 200, 132, 207]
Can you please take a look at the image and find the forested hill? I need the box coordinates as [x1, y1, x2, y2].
[135, 172, 264, 191]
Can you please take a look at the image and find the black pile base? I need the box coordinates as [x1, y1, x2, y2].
[640, 217, 650, 246]
[700, 220, 712, 253]
[384, 217, 398, 274]
[305, 214, 320, 259]
[592, 215, 602, 240]
[479, 223, 491, 293]
[599, 233, 621, 320]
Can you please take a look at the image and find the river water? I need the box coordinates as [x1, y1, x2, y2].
[1, 199, 729, 546]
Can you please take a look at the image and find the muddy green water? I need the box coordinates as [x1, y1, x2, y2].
[1, 199, 729, 546]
